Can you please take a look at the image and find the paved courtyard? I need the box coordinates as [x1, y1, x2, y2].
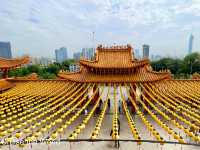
[0, 114, 199, 150]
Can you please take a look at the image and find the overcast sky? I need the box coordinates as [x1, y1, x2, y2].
[0, 0, 200, 58]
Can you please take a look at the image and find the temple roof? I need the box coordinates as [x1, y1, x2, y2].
[58, 67, 171, 83]
[0, 56, 30, 69]
[0, 79, 15, 91]
[80, 45, 149, 69]
[58, 44, 171, 83]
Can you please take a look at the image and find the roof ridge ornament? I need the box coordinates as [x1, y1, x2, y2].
[97, 44, 132, 51]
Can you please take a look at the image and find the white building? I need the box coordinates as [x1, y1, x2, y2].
[69, 63, 80, 72]
[30, 57, 54, 66]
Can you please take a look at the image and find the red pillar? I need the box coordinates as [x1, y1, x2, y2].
[2, 69, 8, 78]
[130, 83, 136, 113]
[142, 90, 149, 114]
[130, 83, 136, 100]
[92, 84, 99, 104]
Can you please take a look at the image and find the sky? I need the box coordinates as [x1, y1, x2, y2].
[0, 0, 200, 58]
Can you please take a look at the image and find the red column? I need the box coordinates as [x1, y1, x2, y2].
[2, 69, 8, 78]
[142, 90, 149, 114]
[92, 84, 99, 104]
[130, 83, 136, 100]
[130, 83, 136, 113]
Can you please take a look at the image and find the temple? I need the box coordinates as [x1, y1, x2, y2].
[58, 45, 171, 82]
[0, 44, 199, 149]
[0, 56, 30, 78]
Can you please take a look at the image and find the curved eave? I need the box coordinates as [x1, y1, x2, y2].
[0, 79, 15, 91]
[0, 56, 30, 69]
[58, 71, 171, 83]
[79, 58, 150, 69]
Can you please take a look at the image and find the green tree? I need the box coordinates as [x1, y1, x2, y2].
[27, 65, 41, 73]
[61, 59, 75, 71]
[40, 72, 56, 79]
[8, 67, 30, 77]
[45, 64, 60, 74]
[182, 52, 200, 74]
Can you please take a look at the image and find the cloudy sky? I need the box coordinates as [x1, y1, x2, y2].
[0, 0, 200, 58]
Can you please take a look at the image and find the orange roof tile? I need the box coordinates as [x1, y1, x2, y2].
[0, 56, 30, 69]
[58, 67, 171, 83]
[0, 79, 15, 91]
[80, 45, 149, 69]
[58, 44, 172, 83]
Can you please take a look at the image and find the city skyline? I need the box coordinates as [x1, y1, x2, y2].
[0, 1, 200, 58]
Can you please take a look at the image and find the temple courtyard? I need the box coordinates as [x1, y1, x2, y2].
[0, 45, 199, 149]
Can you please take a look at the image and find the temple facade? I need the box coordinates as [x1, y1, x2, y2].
[58, 44, 171, 82]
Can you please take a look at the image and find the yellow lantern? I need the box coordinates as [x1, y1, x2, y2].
[5, 136, 13, 143]
[16, 124, 22, 129]
[8, 127, 14, 133]
[0, 130, 7, 137]
[57, 128, 64, 133]
[24, 128, 31, 133]
[15, 132, 22, 138]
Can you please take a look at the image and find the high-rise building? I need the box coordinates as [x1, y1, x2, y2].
[151, 54, 161, 61]
[0, 41, 12, 58]
[82, 48, 95, 60]
[142, 44, 150, 58]
[73, 52, 82, 61]
[30, 57, 54, 66]
[134, 49, 140, 58]
[55, 47, 68, 63]
[188, 34, 194, 54]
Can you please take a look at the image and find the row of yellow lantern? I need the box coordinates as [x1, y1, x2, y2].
[147, 81, 200, 121]
[141, 84, 199, 143]
[111, 85, 119, 140]
[181, 81, 200, 95]
[0, 82, 79, 131]
[91, 87, 110, 139]
[3, 83, 92, 143]
[158, 85, 200, 121]
[0, 81, 71, 113]
[47, 84, 95, 139]
[69, 86, 105, 140]
[166, 81, 200, 109]
[0, 81, 33, 98]
[120, 86, 141, 145]
[144, 83, 200, 126]
[140, 94, 186, 144]
[128, 84, 186, 144]
[173, 81, 200, 105]
[0, 83, 87, 141]
[24, 84, 93, 141]
[127, 91, 164, 145]
[145, 83, 200, 130]
[1, 81, 57, 100]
